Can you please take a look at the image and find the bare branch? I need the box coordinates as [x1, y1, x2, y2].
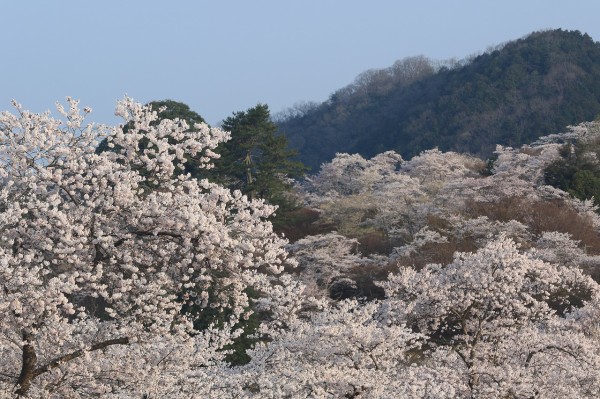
[32, 337, 129, 378]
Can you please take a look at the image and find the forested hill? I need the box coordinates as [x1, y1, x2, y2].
[277, 29, 600, 170]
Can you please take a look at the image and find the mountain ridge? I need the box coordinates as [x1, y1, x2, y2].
[277, 29, 600, 170]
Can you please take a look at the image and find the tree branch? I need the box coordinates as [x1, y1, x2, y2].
[32, 337, 129, 378]
[525, 344, 582, 368]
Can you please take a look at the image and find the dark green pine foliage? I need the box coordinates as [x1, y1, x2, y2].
[209, 104, 307, 212]
[545, 140, 600, 207]
[148, 99, 206, 126]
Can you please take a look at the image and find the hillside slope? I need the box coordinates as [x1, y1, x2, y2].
[278, 29, 600, 170]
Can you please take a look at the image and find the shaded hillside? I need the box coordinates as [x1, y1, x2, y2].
[278, 29, 600, 170]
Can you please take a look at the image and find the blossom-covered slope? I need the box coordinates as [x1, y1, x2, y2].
[2, 99, 600, 398]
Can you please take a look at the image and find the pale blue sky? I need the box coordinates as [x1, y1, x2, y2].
[2, 1, 600, 126]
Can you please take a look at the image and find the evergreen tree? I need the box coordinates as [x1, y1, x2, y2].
[147, 99, 206, 126]
[211, 104, 307, 210]
[545, 140, 600, 207]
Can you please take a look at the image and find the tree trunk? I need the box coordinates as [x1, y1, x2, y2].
[15, 331, 37, 397]
[13, 335, 130, 396]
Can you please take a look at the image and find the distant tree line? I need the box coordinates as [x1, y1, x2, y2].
[277, 29, 600, 170]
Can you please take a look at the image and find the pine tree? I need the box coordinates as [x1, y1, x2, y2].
[211, 104, 307, 210]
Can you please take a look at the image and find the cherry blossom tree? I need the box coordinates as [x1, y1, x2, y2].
[400, 149, 485, 194]
[0, 98, 300, 397]
[300, 151, 403, 203]
[238, 233, 600, 398]
[286, 233, 364, 297]
[492, 144, 562, 184]
[240, 299, 429, 398]
[382, 234, 600, 398]
[300, 151, 428, 242]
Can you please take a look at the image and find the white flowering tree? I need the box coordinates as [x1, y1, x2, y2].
[237, 234, 600, 398]
[400, 149, 485, 193]
[241, 299, 428, 398]
[300, 151, 428, 242]
[382, 235, 600, 398]
[0, 98, 299, 397]
[492, 144, 562, 184]
[286, 233, 363, 296]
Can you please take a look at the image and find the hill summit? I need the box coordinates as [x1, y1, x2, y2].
[277, 29, 600, 170]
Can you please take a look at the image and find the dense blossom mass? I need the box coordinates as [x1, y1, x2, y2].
[0, 98, 301, 397]
[1, 98, 600, 398]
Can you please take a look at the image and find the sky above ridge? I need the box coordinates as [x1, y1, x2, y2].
[2, 0, 600, 126]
